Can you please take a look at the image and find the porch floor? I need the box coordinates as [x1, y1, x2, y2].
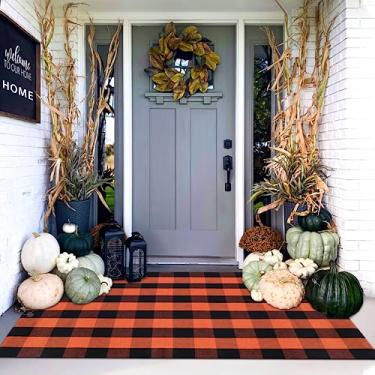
[0, 265, 374, 374]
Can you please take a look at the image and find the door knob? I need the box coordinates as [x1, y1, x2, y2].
[223, 155, 233, 192]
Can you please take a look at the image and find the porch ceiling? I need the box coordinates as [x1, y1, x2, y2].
[67, 0, 303, 13]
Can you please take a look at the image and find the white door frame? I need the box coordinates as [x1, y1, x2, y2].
[77, 12, 284, 267]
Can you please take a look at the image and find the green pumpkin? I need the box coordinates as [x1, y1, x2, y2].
[306, 262, 363, 318]
[78, 252, 105, 275]
[242, 260, 272, 291]
[65, 267, 101, 304]
[57, 232, 93, 257]
[298, 208, 332, 232]
[286, 226, 339, 267]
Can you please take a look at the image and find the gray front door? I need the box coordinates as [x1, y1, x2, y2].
[132, 25, 235, 260]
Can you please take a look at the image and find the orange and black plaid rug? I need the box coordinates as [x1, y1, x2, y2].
[1, 272, 375, 359]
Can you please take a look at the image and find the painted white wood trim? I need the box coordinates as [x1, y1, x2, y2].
[123, 20, 133, 236]
[235, 20, 246, 268]
[80, 12, 284, 24]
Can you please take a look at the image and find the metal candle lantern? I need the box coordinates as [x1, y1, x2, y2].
[100, 225, 126, 279]
[125, 232, 147, 282]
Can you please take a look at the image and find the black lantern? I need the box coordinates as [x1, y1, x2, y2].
[100, 224, 126, 279]
[125, 232, 147, 282]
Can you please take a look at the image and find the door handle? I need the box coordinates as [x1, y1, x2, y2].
[223, 155, 233, 192]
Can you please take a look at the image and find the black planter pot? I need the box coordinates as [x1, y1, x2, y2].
[284, 201, 308, 231]
[55, 199, 91, 235]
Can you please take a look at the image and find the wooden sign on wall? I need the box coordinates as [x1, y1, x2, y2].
[0, 11, 40, 122]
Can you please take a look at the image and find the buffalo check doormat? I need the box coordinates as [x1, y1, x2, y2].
[1, 272, 375, 359]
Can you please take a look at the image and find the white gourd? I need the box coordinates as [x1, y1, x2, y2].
[286, 258, 318, 279]
[21, 233, 60, 275]
[17, 273, 64, 310]
[250, 289, 263, 302]
[62, 223, 77, 234]
[263, 249, 283, 266]
[78, 252, 105, 275]
[259, 269, 304, 309]
[98, 274, 113, 295]
[56, 252, 79, 274]
[273, 261, 288, 270]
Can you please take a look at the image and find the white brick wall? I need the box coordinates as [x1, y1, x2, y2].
[0, 0, 51, 315]
[0, 1, 79, 315]
[320, 0, 375, 296]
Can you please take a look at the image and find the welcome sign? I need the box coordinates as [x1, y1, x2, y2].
[0, 12, 40, 122]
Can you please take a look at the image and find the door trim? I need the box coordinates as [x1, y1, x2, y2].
[77, 14, 284, 268]
[123, 20, 133, 238]
[235, 20, 245, 267]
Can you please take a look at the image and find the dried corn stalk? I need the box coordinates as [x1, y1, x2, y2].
[83, 21, 121, 172]
[36, 1, 121, 230]
[251, 0, 336, 223]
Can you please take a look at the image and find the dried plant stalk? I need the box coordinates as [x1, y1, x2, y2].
[252, 0, 336, 223]
[37, 1, 121, 230]
[83, 22, 121, 173]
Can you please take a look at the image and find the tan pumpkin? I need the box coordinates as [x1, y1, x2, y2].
[17, 273, 64, 310]
[259, 269, 304, 309]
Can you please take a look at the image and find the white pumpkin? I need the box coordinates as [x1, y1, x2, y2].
[62, 222, 77, 234]
[286, 258, 318, 279]
[243, 252, 265, 267]
[56, 252, 79, 274]
[78, 252, 105, 275]
[21, 233, 60, 275]
[98, 274, 113, 295]
[259, 269, 304, 310]
[251, 289, 263, 302]
[17, 273, 64, 310]
[263, 249, 283, 266]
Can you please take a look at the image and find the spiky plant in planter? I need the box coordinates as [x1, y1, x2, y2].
[63, 146, 112, 202]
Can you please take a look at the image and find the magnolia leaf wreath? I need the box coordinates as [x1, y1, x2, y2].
[144, 22, 221, 101]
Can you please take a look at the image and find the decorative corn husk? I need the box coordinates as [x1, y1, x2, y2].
[251, 0, 336, 223]
[36, 1, 121, 230]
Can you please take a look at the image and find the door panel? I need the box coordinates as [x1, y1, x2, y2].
[190, 109, 217, 231]
[132, 25, 235, 259]
[149, 108, 176, 231]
